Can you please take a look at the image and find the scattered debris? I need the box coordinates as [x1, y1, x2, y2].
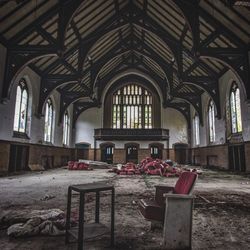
[109, 157, 202, 177]
[67, 161, 93, 171]
[78, 159, 111, 169]
[28, 164, 45, 171]
[1, 209, 65, 238]
[198, 195, 211, 203]
[7, 217, 65, 237]
[0, 209, 64, 228]
[40, 194, 55, 201]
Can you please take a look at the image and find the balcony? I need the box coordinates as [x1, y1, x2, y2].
[94, 128, 169, 141]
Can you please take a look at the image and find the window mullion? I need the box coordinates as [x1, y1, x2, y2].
[121, 93, 123, 129]
[18, 90, 23, 132]
[142, 89, 145, 128]
[234, 91, 238, 133]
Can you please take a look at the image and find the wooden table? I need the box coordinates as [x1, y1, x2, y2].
[65, 182, 115, 250]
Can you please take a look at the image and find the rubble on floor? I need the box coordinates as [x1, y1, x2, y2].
[1, 209, 65, 238]
[79, 159, 111, 169]
[67, 160, 112, 170]
[67, 161, 93, 170]
[109, 157, 202, 177]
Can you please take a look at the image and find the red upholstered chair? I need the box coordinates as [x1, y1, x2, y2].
[139, 171, 198, 223]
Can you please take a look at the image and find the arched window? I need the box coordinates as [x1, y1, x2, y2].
[208, 100, 216, 143]
[63, 111, 70, 145]
[194, 114, 200, 146]
[44, 98, 54, 143]
[230, 83, 242, 133]
[112, 84, 152, 129]
[13, 78, 29, 133]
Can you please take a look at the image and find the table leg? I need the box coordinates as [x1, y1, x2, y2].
[111, 188, 115, 247]
[65, 187, 72, 244]
[78, 193, 85, 250]
[95, 191, 100, 223]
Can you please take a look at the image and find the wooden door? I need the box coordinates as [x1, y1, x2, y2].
[9, 144, 29, 172]
[101, 145, 113, 164]
[229, 145, 246, 172]
[126, 145, 138, 163]
[174, 143, 188, 164]
[150, 146, 162, 159]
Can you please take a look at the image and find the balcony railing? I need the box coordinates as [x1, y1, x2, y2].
[94, 128, 169, 141]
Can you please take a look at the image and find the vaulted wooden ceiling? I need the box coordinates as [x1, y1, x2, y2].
[0, 0, 249, 126]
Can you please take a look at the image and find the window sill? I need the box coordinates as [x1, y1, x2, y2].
[13, 131, 30, 139]
[227, 133, 243, 144]
[43, 141, 54, 146]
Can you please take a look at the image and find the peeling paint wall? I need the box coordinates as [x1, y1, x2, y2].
[162, 108, 188, 148]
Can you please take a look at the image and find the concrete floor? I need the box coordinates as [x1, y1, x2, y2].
[0, 167, 250, 249]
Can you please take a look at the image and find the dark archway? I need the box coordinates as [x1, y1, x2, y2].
[125, 143, 139, 164]
[100, 142, 115, 164]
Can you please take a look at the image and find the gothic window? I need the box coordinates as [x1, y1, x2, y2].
[112, 84, 152, 129]
[44, 98, 54, 143]
[208, 100, 216, 143]
[230, 83, 242, 134]
[13, 79, 29, 133]
[194, 114, 200, 146]
[63, 111, 70, 145]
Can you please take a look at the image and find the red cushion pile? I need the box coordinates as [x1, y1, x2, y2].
[109, 157, 182, 177]
[68, 161, 93, 170]
[139, 157, 180, 177]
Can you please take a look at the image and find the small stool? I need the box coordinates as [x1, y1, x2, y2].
[65, 182, 115, 250]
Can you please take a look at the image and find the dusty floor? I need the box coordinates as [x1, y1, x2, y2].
[0, 167, 250, 250]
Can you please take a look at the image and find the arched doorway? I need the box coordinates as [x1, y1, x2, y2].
[149, 143, 163, 159]
[100, 143, 114, 164]
[125, 143, 139, 163]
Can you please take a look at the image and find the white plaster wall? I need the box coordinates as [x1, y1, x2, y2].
[162, 108, 188, 148]
[75, 107, 102, 147]
[0, 43, 7, 99]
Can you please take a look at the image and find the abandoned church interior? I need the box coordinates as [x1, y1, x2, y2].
[0, 0, 250, 249]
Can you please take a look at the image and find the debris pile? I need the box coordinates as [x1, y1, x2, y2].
[1, 209, 66, 238]
[67, 161, 93, 170]
[109, 157, 202, 177]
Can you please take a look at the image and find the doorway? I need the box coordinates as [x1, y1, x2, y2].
[75, 143, 90, 160]
[101, 143, 114, 164]
[126, 143, 138, 163]
[174, 143, 188, 164]
[228, 144, 246, 172]
[9, 144, 29, 172]
[150, 143, 163, 159]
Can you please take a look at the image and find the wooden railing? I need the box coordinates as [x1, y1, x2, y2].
[94, 128, 169, 141]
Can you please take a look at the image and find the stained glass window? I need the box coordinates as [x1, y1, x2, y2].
[44, 98, 54, 143]
[112, 84, 152, 129]
[230, 83, 242, 133]
[13, 79, 29, 133]
[208, 100, 216, 143]
[63, 111, 70, 145]
[194, 114, 200, 145]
